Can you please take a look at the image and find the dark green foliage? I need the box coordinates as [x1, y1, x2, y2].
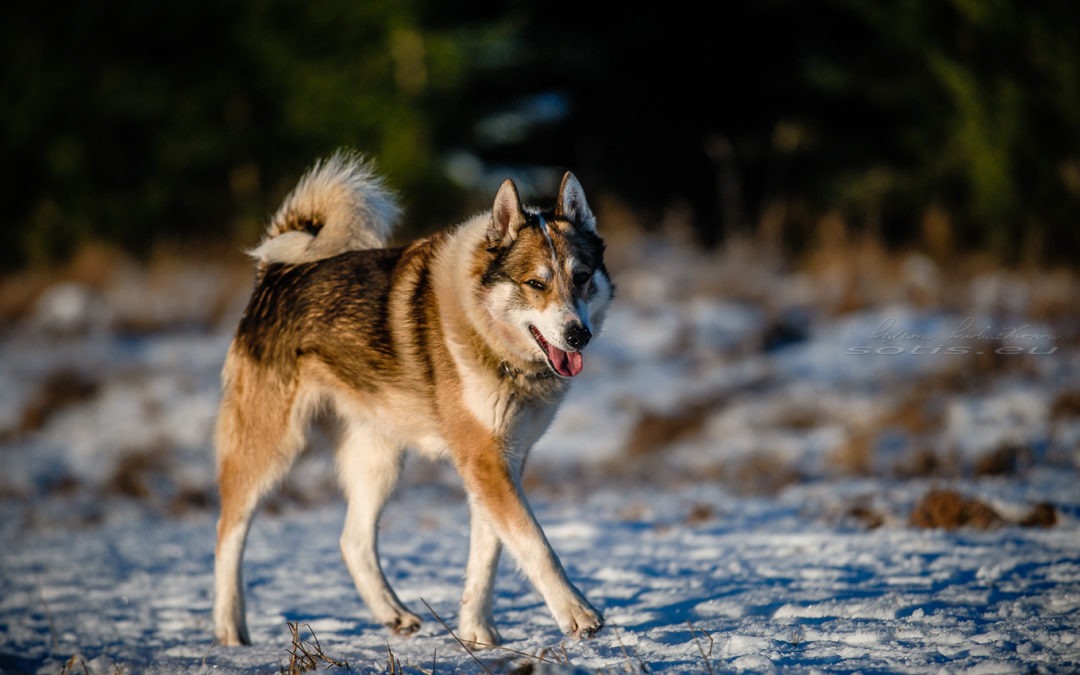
[1, 0, 466, 268]
[2, 1, 1079, 269]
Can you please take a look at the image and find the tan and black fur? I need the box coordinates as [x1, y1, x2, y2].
[214, 150, 613, 647]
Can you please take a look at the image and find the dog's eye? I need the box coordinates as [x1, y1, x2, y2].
[573, 271, 592, 288]
[525, 279, 546, 291]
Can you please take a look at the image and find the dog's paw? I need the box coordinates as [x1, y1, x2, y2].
[559, 603, 604, 639]
[384, 610, 422, 637]
[458, 620, 502, 649]
[215, 626, 251, 647]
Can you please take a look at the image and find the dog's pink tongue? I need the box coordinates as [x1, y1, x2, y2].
[547, 343, 584, 377]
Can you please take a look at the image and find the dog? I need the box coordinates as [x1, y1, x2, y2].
[213, 150, 613, 647]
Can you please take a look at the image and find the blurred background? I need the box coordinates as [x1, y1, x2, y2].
[3, 7, 1080, 668]
[4, 0, 1080, 271]
[1, 1, 1078, 529]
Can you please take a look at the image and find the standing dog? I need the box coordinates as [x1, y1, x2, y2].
[213, 150, 613, 647]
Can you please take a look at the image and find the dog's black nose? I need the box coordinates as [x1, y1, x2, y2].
[565, 323, 592, 350]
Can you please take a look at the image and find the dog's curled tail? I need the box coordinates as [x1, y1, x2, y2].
[248, 149, 401, 269]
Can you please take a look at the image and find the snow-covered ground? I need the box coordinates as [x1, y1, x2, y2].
[2, 233, 1078, 673]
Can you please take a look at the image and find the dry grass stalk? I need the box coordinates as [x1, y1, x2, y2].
[282, 621, 350, 674]
[687, 621, 715, 675]
[420, 598, 626, 673]
[610, 624, 648, 673]
[60, 655, 89, 675]
[420, 598, 494, 675]
[384, 641, 402, 675]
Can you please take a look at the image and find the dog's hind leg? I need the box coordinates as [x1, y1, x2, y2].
[213, 360, 309, 646]
[458, 507, 503, 647]
[335, 418, 421, 635]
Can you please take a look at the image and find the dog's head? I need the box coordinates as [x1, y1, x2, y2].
[479, 172, 613, 378]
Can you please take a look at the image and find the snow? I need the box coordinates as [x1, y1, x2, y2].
[2, 234, 1079, 673]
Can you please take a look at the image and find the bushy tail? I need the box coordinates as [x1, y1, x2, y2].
[248, 149, 401, 269]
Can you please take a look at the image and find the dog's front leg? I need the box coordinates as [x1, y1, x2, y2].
[455, 445, 603, 639]
[458, 508, 503, 647]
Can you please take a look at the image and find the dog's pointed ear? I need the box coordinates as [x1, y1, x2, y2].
[489, 178, 527, 247]
[556, 171, 596, 233]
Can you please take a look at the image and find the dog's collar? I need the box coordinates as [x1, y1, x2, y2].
[499, 360, 557, 381]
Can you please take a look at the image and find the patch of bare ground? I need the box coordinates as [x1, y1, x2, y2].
[973, 444, 1032, 477]
[616, 392, 805, 496]
[835, 486, 1059, 532]
[726, 455, 804, 496]
[1051, 389, 1080, 420]
[909, 487, 1057, 530]
[103, 444, 215, 517]
[826, 366, 1063, 481]
[624, 398, 723, 459]
[13, 368, 99, 435]
[843, 501, 887, 530]
[106, 446, 173, 500]
[827, 382, 957, 479]
[684, 502, 716, 525]
[825, 494, 891, 530]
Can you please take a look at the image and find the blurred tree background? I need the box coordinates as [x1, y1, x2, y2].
[3, 0, 1079, 271]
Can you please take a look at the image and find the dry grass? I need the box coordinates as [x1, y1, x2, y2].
[0, 243, 128, 325]
[829, 429, 877, 476]
[281, 621, 351, 674]
[909, 488, 1057, 530]
[687, 621, 716, 675]
[5, 229, 1075, 538]
[0, 240, 252, 333]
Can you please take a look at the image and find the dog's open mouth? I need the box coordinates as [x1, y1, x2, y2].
[530, 326, 583, 378]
